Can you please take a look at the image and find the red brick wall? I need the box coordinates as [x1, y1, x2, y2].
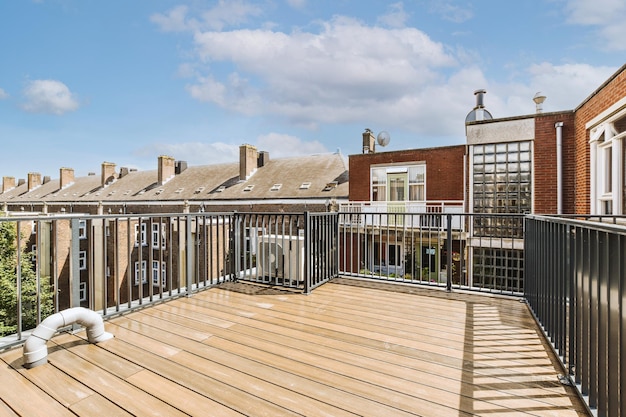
[574, 66, 626, 214]
[348, 145, 466, 201]
[534, 112, 576, 214]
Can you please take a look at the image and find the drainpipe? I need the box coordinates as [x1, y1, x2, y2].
[23, 307, 113, 368]
[555, 122, 563, 214]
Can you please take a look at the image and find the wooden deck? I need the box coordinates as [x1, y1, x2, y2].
[0, 278, 589, 417]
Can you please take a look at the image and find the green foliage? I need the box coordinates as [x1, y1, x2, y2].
[0, 221, 54, 336]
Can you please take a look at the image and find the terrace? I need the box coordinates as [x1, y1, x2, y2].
[0, 211, 618, 416]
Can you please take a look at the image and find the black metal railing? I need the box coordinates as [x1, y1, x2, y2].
[338, 212, 526, 294]
[525, 215, 626, 417]
[0, 210, 341, 348]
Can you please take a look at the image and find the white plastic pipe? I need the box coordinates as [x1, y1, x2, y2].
[555, 122, 564, 214]
[23, 307, 113, 368]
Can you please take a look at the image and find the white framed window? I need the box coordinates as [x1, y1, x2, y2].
[152, 222, 167, 249]
[79, 250, 87, 270]
[134, 261, 147, 285]
[371, 164, 426, 202]
[135, 222, 147, 246]
[78, 220, 87, 239]
[589, 110, 626, 215]
[152, 261, 167, 287]
[79, 282, 87, 302]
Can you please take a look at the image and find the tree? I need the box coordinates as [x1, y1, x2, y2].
[0, 220, 53, 336]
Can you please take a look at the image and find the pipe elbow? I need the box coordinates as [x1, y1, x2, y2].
[23, 307, 113, 369]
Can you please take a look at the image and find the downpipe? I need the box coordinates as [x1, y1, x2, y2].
[23, 307, 114, 368]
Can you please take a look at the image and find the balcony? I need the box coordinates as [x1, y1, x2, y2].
[339, 201, 465, 229]
[0, 211, 620, 416]
[0, 278, 587, 416]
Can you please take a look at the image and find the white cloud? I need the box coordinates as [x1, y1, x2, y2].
[429, 2, 473, 23]
[0, 88, 8, 99]
[564, 0, 626, 50]
[150, 5, 193, 32]
[151, 1, 263, 32]
[377, 3, 409, 28]
[188, 16, 457, 131]
[21, 79, 79, 115]
[256, 133, 327, 157]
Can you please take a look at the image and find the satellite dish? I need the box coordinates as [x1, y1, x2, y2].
[377, 131, 390, 147]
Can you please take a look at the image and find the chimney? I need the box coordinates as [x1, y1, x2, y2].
[27, 172, 42, 192]
[158, 155, 175, 185]
[2, 176, 15, 193]
[60, 167, 75, 189]
[362, 129, 375, 154]
[18, 179, 25, 186]
[239, 144, 258, 180]
[101, 162, 116, 186]
[175, 160, 188, 174]
[258, 151, 270, 168]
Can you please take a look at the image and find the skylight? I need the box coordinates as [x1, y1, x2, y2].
[243, 185, 255, 192]
[299, 182, 311, 190]
[270, 184, 282, 191]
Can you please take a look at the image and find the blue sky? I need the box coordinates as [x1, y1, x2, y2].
[0, 0, 623, 179]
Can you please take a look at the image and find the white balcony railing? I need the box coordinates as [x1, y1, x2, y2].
[339, 201, 465, 230]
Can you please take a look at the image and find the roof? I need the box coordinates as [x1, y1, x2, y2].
[0, 152, 349, 205]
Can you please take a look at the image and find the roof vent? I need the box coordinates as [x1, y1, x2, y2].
[465, 89, 493, 123]
[323, 181, 338, 191]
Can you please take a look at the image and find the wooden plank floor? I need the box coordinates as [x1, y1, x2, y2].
[0, 278, 589, 417]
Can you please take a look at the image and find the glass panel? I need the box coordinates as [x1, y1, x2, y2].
[387, 174, 407, 201]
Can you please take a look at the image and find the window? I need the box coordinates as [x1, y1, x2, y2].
[135, 222, 147, 246]
[589, 111, 626, 214]
[270, 184, 282, 191]
[243, 185, 254, 192]
[78, 220, 87, 239]
[371, 164, 426, 202]
[152, 223, 167, 249]
[79, 282, 87, 302]
[134, 261, 147, 285]
[79, 251, 87, 270]
[409, 166, 425, 201]
[152, 261, 167, 287]
[31, 244, 37, 263]
[472, 141, 532, 215]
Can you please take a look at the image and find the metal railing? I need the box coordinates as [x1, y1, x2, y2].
[0, 210, 340, 349]
[339, 212, 526, 294]
[525, 215, 626, 417]
[0, 212, 237, 349]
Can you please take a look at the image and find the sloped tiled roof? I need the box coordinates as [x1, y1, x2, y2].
[0, 152, 349, 205]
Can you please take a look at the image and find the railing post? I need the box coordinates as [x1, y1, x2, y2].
[446, 214, 452, 292]
[70, 218, 81, 308]
[304, 211, 310, 294]
[185, 214, 193, 296]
